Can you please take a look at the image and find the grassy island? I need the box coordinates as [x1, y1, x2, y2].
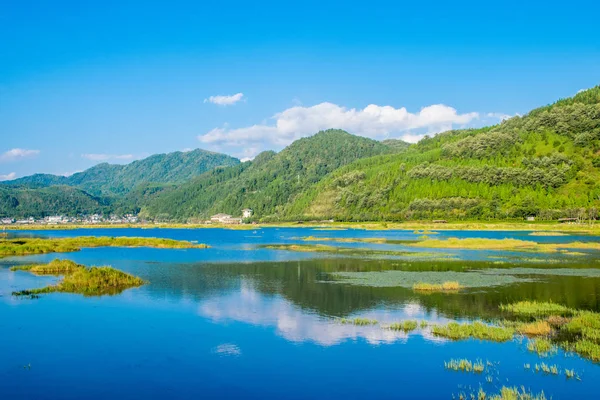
[0, 236, 209, 257]
[12, 259, 146, 297]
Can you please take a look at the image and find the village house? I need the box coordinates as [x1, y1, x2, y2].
[1, 218, 15, 224]
[210, 213, 232, 223]
[242, 209, 253, 219]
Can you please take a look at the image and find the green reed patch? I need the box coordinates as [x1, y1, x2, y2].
[0, 236, 209, 257]
[262, 244, 431, 258]
[13, 262, 146, 297]
[413, 281, 461, 292]
[388, 320, 418, 332]
[457, 386, 547, 400]
[328, 270, 529, 288]
[500, 301, 574, 318]
[527, 339, 557, 356]
[339, 317, 378, 326]
[432, 321, 514, 342]
[10, 259, 83, 274]
[485, 268, 600, 278]
[444, 358, 485, 373]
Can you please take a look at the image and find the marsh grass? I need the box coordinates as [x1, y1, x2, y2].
[408, 237, 600, 253]
[10, 259, 83, 275]
[500, 301, 574, 318]
[457, 386, 547, 400]
[388, 320, 418, 332]
[340, 317, 378, 326]
[0, 236, 208, 257]
[444, 358, 485, 374]
[527, 339, 557, 356]
[13, 264, 146, 297]
[263, 244, 427, 257]
[517, 321, 552, 337]
[432, 322, 514, 342]
[413, 281, 461, 292]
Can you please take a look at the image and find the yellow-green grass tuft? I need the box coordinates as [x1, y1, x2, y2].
[10, 259, 83, 274]
[432, 322, 514, 342]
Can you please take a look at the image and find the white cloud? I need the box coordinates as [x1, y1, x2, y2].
[81, 153, 135, 162]
[204, 92, 245, 106]
[486, 112, 514, 121]
[198, 102, 482, 158]
[0, 148, 40, 162]
[0, 172, 16, 181]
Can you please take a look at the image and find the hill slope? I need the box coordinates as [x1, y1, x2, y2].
[141, 130, 397, 220]
[4, 149, 240, 196]
[283, 86, 600, 221]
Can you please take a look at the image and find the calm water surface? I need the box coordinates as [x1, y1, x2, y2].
[1, 228, 600, 399]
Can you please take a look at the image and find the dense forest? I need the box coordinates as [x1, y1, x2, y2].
[284, 86, 600, 221]
[1, 87, 599, 221]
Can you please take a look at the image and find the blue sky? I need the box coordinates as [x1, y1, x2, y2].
[1, 0, 598, 179]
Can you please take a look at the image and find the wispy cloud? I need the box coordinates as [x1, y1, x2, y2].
[198, 101, 489, 158]
[0, 172, 16, 181]
[81, 153, 135, 162]
[0, 148, 40, 162]
[204, 92, 245, 106]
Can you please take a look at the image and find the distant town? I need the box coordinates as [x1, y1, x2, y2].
[0, 209, 254, 226]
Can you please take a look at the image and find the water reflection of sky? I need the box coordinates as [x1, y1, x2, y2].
[199, 280, 453, 346]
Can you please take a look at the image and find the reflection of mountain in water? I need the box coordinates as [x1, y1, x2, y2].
[142, 258, 600, 320]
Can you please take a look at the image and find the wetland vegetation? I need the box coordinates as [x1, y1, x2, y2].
[11, 259, 146, 296]
[0, 236, 209, 257]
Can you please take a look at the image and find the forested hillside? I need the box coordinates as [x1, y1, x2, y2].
[140, 130, 398, 220]
[3, 149, 240, 196]
[283, 86, 600, 221]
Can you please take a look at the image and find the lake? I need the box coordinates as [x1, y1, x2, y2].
[1, 227, 600, 399]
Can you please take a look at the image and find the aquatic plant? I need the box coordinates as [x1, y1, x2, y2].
[388, 320, 418, 332]
[10, 259, 83, 274]
[457, 386, 547, 400]
[571, 339, 600, 362]
[526, 338, 556, 356]
[0, 236, 209, 257]
[432, 322, 514, 342]
[263, 244, 425, 257]
[340, 317, 378, 326]
[517, 321, 552, 337]
[500, 301, 573, 318]
[413, 281, 461, 292]
[444, 358, 485, 374]
[13, 265, 146, 297]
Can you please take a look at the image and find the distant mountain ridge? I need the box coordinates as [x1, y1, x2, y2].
[3, 149, 240, 196]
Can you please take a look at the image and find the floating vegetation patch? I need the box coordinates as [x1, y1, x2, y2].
[0, 236, 209, 257]
[10, 259, 82, 274]
[413, 281, 461, 292]
[339, 317, 378, 326]
[327, 270, 530, 288]
[534, 362, 559, 375]
[432, 322, 514, 342]
[529, 232, 569, 237]
[407, 237, 600, 253]
[484, 268, 600, 278]
[299, 236, 418, 245]
[500, 301, 574, 318]
[262, 244, 435, 258]
[388, 320, 418, 332]
[12, 260, 146, 297]
[444, 358, 486, 373]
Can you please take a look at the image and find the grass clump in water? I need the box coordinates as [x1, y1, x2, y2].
[413, 281, 461, 292]
[517, 321, 552, 337]
[500, 301, 574, 318]
[457, 386, 547, 400]
[0, 236, 208, 257]
[444, 358, 485, 374]
[340, 317, 378, 326]
[526, 338, 556, 356]
[13, 264, 146, 297]
[389, 320, 418, 332]
[10, 259, 83, 274]
[432, 321, 514, 342]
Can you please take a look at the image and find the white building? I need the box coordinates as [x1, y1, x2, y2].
[242, 209, 253, 219]
[210, 213, 232, 223]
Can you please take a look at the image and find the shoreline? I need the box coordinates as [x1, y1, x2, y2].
[2, 221, 599, 233]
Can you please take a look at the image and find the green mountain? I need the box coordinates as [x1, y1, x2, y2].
[4, 149, 240, 196]
[0, 186, 111, 218]
[283, 86, 600, 221]
[140, 130, 398, 221]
